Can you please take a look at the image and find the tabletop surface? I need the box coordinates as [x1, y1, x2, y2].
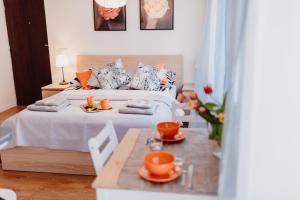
[41, 83, 70, 90]
[92, 128, 219, 196]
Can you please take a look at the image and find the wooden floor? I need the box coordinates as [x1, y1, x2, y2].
[0, 106, 96, 200]
[0, 106, 26, 123]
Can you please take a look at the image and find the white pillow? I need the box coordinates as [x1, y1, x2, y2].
[87, 67, 101, 88]
[130, 63, 163, 91]
[159, 70, 176, 91]
[97, 59, 131, 89]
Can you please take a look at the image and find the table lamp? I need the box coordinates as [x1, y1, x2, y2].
[55, 54, 69, 85]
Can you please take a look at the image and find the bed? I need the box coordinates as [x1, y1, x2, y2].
[0, 55, 183, 175]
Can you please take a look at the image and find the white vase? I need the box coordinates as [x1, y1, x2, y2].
[213, 149, 222, 159]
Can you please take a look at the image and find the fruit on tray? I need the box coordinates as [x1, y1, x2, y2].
[83, 96, 98, 111]
[83, 103, 98, 111]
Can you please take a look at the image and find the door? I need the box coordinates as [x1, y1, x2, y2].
[3, 0, 52, 105]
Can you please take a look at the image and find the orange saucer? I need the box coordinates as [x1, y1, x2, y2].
[98, 106, 113, 110]
[155, 131, 185, 142]
[139, 165, 181, 183]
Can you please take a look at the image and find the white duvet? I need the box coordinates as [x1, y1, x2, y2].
[1, 89, 177, 152]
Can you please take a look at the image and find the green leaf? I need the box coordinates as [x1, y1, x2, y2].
[205, 102, 217, 111]
[197, 99, 204, 106]
[215, 107, 225, 113]
[217, 124, 223, 143]
[209, 124, 218, 140]
[197, 111, 216, 124]
[221, 93, 227, 110]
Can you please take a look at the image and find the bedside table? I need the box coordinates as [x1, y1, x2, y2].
[181, 83, 195, 115]
[182, 83, 195, 95]
[41, 83, 70, 99]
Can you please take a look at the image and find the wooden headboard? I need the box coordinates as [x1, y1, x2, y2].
[76, 55, 183, 90]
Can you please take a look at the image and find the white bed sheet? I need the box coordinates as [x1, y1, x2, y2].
[1, 89, 177, 152]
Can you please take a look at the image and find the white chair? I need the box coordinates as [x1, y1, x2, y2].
[0, 189, 17, 200]
[172, 102, 207, 128]
[0, 127, 17, 200]
[88, 121, 119, 176]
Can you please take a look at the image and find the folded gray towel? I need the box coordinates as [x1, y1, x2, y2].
[35, 96, 69, 107]
[126, 100, 155, 109]
[28, 101, 71, 112]
[119, 105, 157, 115]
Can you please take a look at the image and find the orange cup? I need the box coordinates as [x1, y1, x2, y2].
[144, 151, 175, 176]
[157, 122, 180, 139]
[100, 99, 110, 109]
[87, 96, 94, 107]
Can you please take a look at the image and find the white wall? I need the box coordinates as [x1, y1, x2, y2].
[44, 0, 207, 83]
[0, 0, 16, 112]
[220, 0, 300, 199]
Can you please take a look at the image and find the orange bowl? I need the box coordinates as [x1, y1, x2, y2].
[144, 151, 175, 176]
[157, 122, 180, 139]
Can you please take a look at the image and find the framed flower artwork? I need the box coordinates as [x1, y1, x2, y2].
[93, 0, 127, 31]
[140, 0, 174, 30]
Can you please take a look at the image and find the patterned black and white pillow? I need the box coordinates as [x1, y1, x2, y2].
[159, 70, 176, 91]
[130, 63, 163, 91]
[70, 78, 81, 90]
[103, 58, 124, 69]
[97, 59, 132, 89]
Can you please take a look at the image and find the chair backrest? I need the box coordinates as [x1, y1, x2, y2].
[88, 121, 118, 176]
[172, 102, 207, 128]
[0, 189, 17, 200]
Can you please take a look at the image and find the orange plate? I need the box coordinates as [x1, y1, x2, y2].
[139, 165, 181, 183]
[155, 131, 185, 142]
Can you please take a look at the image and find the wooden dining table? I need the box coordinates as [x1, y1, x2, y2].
[92, 128, 219, 200]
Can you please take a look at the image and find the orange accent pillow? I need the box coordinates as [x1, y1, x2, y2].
[154, 63, 165, 70]
[76, 70, 92, 90]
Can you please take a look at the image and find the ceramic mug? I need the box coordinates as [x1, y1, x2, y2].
[87, 96, 94, 107]
[100, 99, 110, 109]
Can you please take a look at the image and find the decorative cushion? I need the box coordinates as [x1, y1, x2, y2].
[130, 63, 163, 91]
[153, 63, 176, 91]
[87, 67, 101, 88]
[154, 63, 165, 70]
[159, 70, 176, 91]
[118, 84, 130, 90]
[97, 59, 132, 89]
[103, 58, 124, 69]
[76, 70, 93, 90]
[70, 78, 81, 90]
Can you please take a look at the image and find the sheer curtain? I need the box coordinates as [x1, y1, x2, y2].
[195, 0, 227, 103]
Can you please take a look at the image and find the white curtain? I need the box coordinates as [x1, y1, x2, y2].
[195, 0, 227, 103]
